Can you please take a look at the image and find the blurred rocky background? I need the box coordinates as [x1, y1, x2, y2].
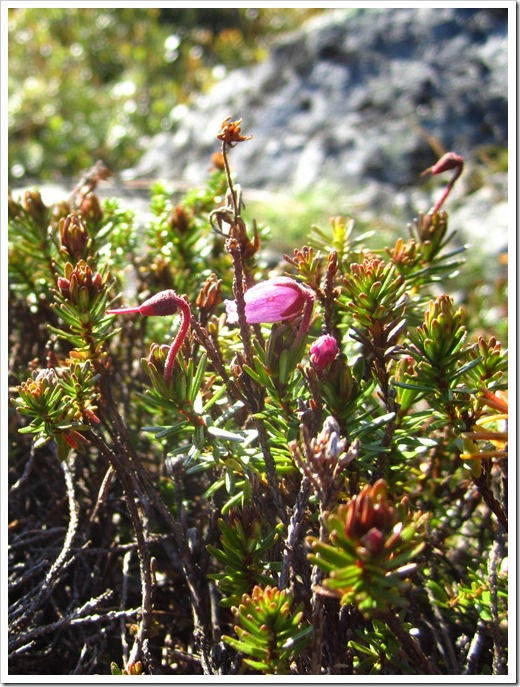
[9, 7, 509, 254]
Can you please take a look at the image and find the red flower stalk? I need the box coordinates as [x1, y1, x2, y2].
[421, 151, 464, 214]
[107, 290, 191, 385]
[224, 277, 315, 347]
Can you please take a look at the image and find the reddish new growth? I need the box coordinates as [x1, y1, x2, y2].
[107, 290, 191, 385]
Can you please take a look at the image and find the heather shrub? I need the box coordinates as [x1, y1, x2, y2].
[8, 119, 508, 676]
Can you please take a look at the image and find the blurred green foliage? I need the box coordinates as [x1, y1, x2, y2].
[8, 7, 324, 181]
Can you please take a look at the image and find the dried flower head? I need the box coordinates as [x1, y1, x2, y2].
[216, 116, 253, 147]
[311, 416, 348, 463]
[210, 151, 225, 170]
[196, 273, 222, 315]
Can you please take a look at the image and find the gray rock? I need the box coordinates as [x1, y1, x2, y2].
[14, 9, 508, 260]
[126, 7, 507, 195]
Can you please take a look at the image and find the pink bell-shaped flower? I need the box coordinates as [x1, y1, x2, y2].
[224, 277, 313, 325]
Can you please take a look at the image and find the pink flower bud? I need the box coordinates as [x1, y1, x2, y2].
[425, 151, 464, 176]
[224, 277, 313, 324]
[309, 334, 339, 369]
[107, 290, 181, 317]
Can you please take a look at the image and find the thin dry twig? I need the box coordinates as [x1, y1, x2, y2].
[489, 528, 507, 674]
[279, 475, 311, 590]
[9, 600, 139, 657]
[89, 435, 154, 669]
[120, 550, 133, 667]
[9, 442, 36, 495]
[464, 619, 487, 675]
[10, 453, 79, 638]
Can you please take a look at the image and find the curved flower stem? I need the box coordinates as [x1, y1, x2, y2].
[432, 163, 463, 214]
[164, 298, 191, 385]
[421, 151, 464, 214]
[294, 289, 315, 350]
[107, 289, 192, 385]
